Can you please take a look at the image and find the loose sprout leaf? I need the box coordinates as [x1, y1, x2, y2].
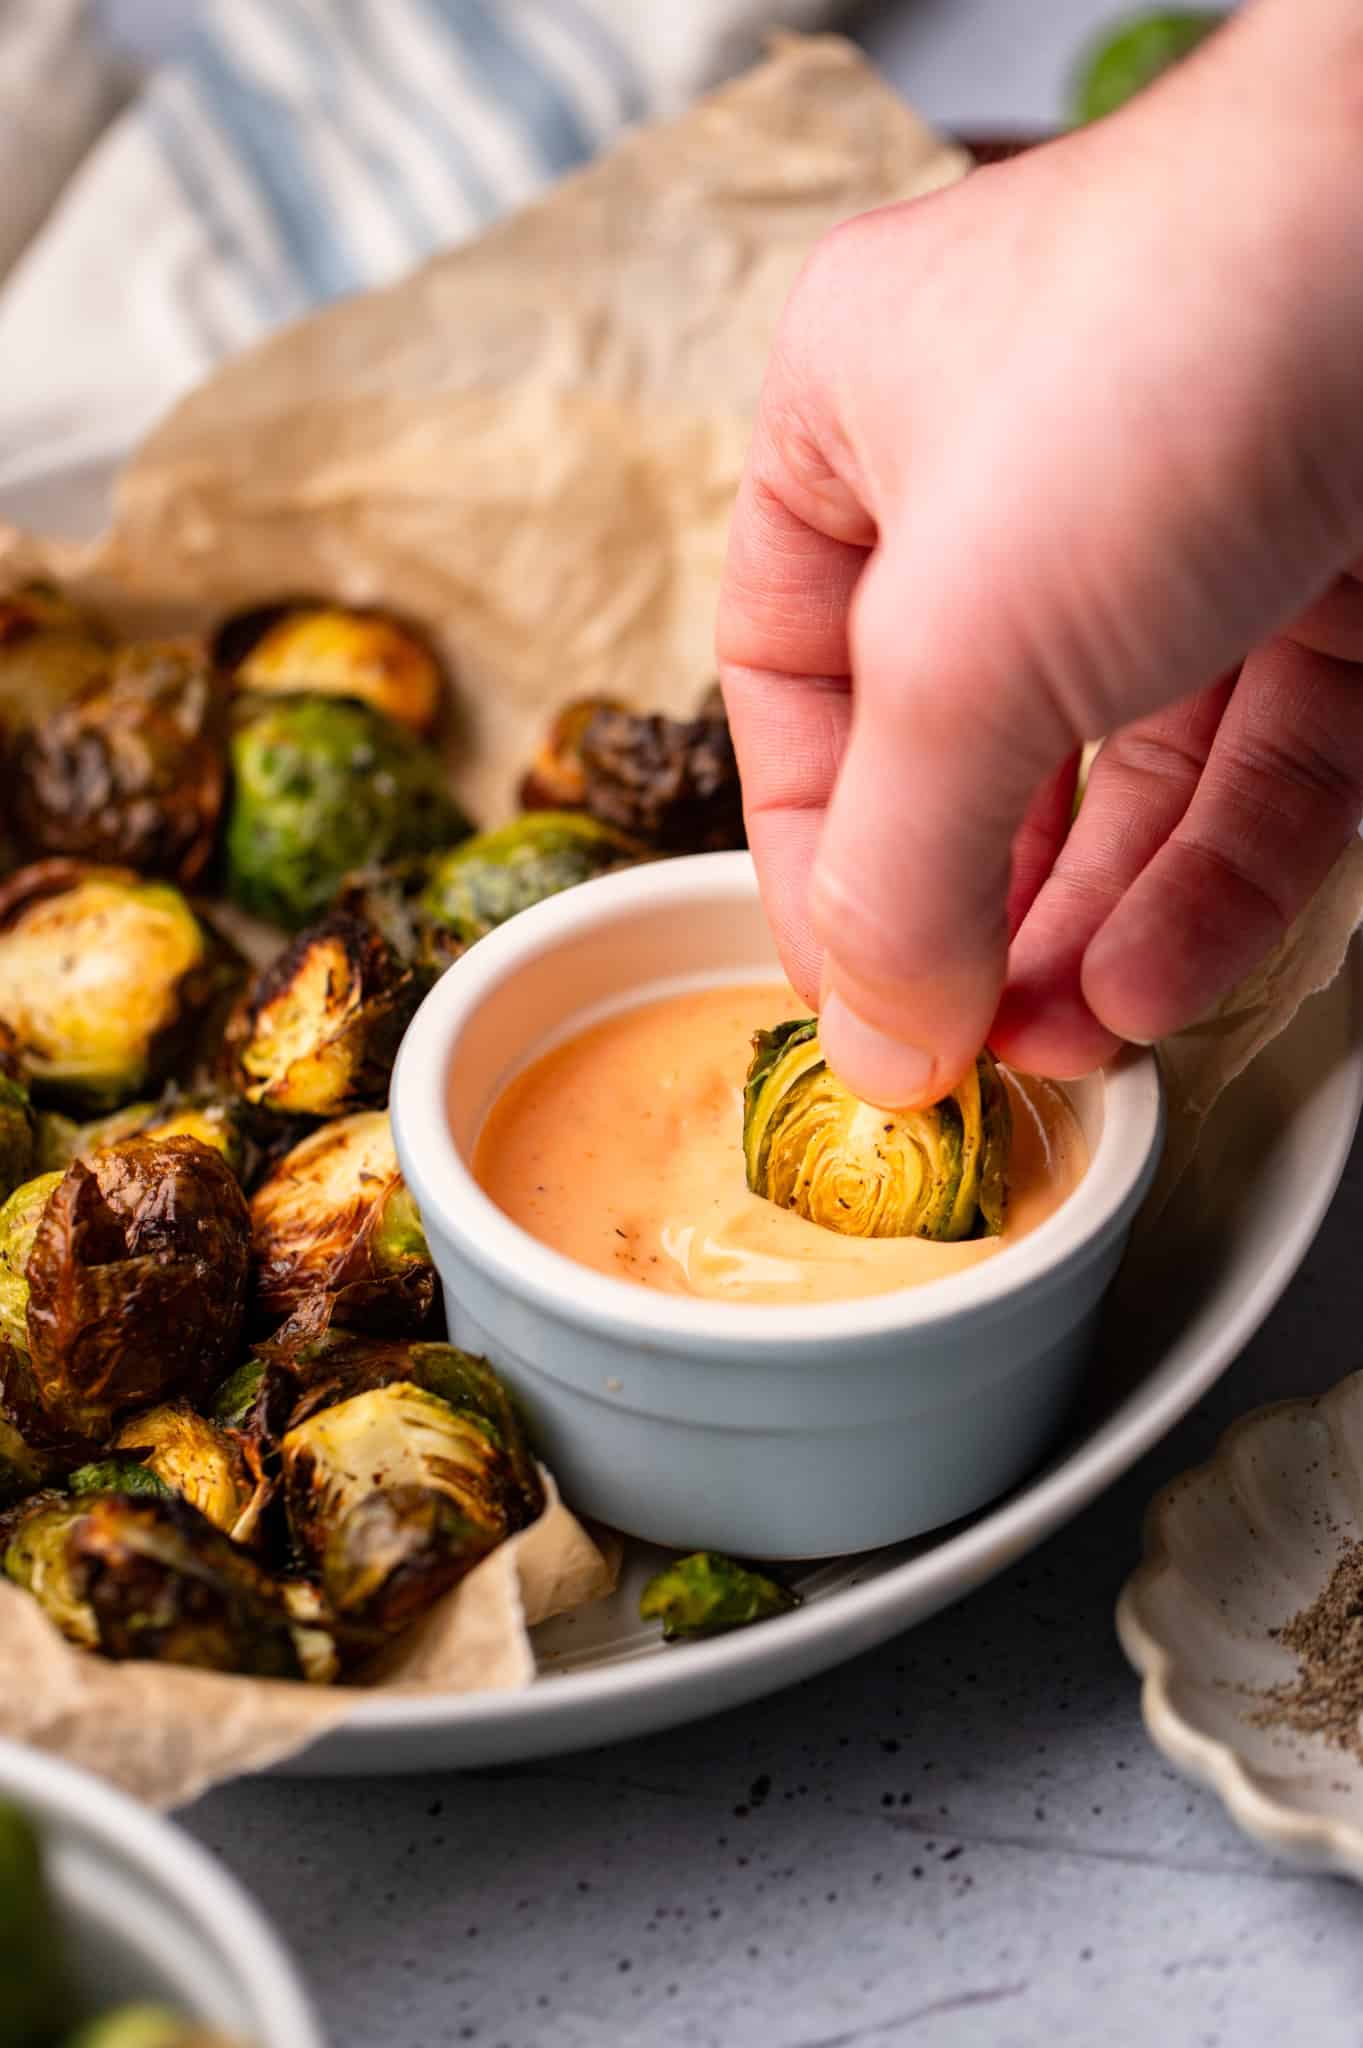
[1070, 9, 1223, 125]
[639, 1552, 800, 1641]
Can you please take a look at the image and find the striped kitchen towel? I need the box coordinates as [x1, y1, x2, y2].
[0, 0, 843, 493]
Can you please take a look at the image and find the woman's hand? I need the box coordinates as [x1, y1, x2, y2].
[717, 0, 1363, 1107]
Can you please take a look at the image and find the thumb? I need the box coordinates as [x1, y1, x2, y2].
[812, 536, 1068, 1108]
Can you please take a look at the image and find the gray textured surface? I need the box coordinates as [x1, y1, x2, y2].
[112, 3, 1342, 2044]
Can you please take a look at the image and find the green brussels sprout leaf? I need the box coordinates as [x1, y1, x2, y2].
[639, 1552, 799, 1642]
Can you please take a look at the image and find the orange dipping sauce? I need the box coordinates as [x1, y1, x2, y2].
[473, 982, 1088, 1306]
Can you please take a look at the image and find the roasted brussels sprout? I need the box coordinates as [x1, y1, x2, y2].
[222, 601, 444, 737]
[223, 911, 426, 1117]
[0, 582, 109, 744]
[639, 1551, 799, 1641]
[4, 1490, 324, 1678]
[0, 863, 240, 1112]
[420, 812, 641, 951]
[575, 704, 745, 853]
[742, 1020, 1010, 1241]
[12, 641, 227, 885]
[0, 1796, 70, 2047]
[67, 1458, 174, 1502]
[226, 695, 470, 929]
[25, 1137, 251, 1440]
[0, 1024, 36, 1202]
[107, 1403, 259, 1540]
[0, 1171, 62, 1354]
[35, 1094, 251, 1180]
[249, 1111, 436, 1333]
[0, 1339, 96, 1499]
[517, 694, 624, 810]
[1071, 9, 1222, 123]
[281, 1378, 529, 1635]
[65, 2007, 241, 2048]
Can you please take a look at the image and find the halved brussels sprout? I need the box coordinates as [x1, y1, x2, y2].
[224, 911, 426, 1117]
[0, 863, 240, 1111]
[1070, 9, 1222, 124]
[222, 602, 444, 737]
[0, 1795, 70, 2048]
[518, 694, 625, 811]
[420, 812, 642, 951]
[0, 1025, 36, 1203]
[226, 695, 470, 929]
[576, 704, 745, 853]
[109, 1402, 259, 1541]
[249, 1111, 437, 1333]
[0, 582, 110, 745]
[12, 641, 227, 885]
[639, 1551, 800, 1641]
[281, 1380, 522, 1636]
[0, 1171, 62, 1355]
[743, 1020, 1011, 1241]
[35, 1094, 251, 1181]
[3, 1490, 327, 1677]
[25, 1136, 252, 1441]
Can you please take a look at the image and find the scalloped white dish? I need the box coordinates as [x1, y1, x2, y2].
[1119, 1372, 1363, 1879]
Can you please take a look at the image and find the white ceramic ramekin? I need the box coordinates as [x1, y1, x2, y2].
[392, 852, 1164, 1559]
[0, 1738, 324, 2045]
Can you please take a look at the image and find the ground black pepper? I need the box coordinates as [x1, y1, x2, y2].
[1254, 1539, 1363, 1755]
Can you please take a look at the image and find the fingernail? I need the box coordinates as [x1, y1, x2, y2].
[819, 989, 937, 1108]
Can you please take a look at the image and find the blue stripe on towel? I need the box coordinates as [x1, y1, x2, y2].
[539, 0, 647, 121]
[183, 25, 362, 302]
[266, 0, 439, 255]
[338, 0, 500, 226]
[142, 86, 286, 328]
[421, 0, 597, 175]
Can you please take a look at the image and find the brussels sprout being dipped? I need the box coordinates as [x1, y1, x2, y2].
[0, 863, 241, 1112]
[219, 601, 445, 738]
[223, 911, 427, 1117]
[575, 704, 746, 853]
[3, 1490, 327, 1678]
[281, 1377, 531, 1637]
[743, 1020, 1011, 1242]
[12, 641, 227, 885]
[639, 1551, 800, 1641]
[0, 1796, 70, 2047]
[517, 694, 625, 811]
[0, 582, 110, 745]
[226, 695, 470, 929]
[1070, 9, 1222, 124]
[249, 1111, 437, 1333]
[421, 812, 642, 953]
[0, 1025, 36, 1202]
[25, 1136, 251, 1441]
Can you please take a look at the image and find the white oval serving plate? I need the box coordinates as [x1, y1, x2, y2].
[5, 457, 1362, 1778]
[1118, 1368, 1363, 1880]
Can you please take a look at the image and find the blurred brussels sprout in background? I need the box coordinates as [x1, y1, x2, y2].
[0, 583, 110, 747]
[64, 2007, 242, 2048]
[12, 642, 227, 886]
[1070, 9, 1223, 124]
[224, 911, 426, 1117]
[249, 1111, 437, 1334]
[0, 1025, 36, 1203]
[575, 704, 745, 854]
[420, 812, 641, 952]
[226, 695, 470, 929]
[517, 694, 625, 811]
[0, 863, 240, 1112]
[25, 1136, 251, 1441]
[743, 1020, 1011, 1242]
[107, 1403, 259, 1541]
[218, 601, 445, 738]
[0, 1795, 70, 2046]
[3, 1490, 326, 1678]
[639, 1551, 800, 1642]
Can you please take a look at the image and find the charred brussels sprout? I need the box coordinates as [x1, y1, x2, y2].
[0, 1025, 36, 1202]
[0, 1340, 95, 1500]
[639, 1551, 799, 1641]
[12, 641, 227, 885]
[0, 582, 110, 745]
[281, 1379, 528, 1636]
[0, 1171, 62, 1354]
[4, 1491, 323, 1677]
[25, 1136, 251, 1440]
[518, 694, 625, 811]
[226, 695, 470, 929]
[0, 863, 240, 1111]
[743, 1020, 1010, 1242]
[0, 1797, 70, 2046]
[35, 1094, 250, 1180]
[224, 911, 426, 1116]
[421, 812, 641, 951]
[1071, 10, 1222, 123]
[576, 704, 745, 853]
[108, 1403, 258, 1540]
[223, 601, 444, 737]
[249, 1111, 436, 1332]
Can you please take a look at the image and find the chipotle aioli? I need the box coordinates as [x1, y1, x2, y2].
[473, 982, 1088, 1306]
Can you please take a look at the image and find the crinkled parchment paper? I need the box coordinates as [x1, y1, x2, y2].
[0, 35, 1359, 1802]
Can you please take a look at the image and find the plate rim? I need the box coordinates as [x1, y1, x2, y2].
[301, 941, 1363, 1762]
